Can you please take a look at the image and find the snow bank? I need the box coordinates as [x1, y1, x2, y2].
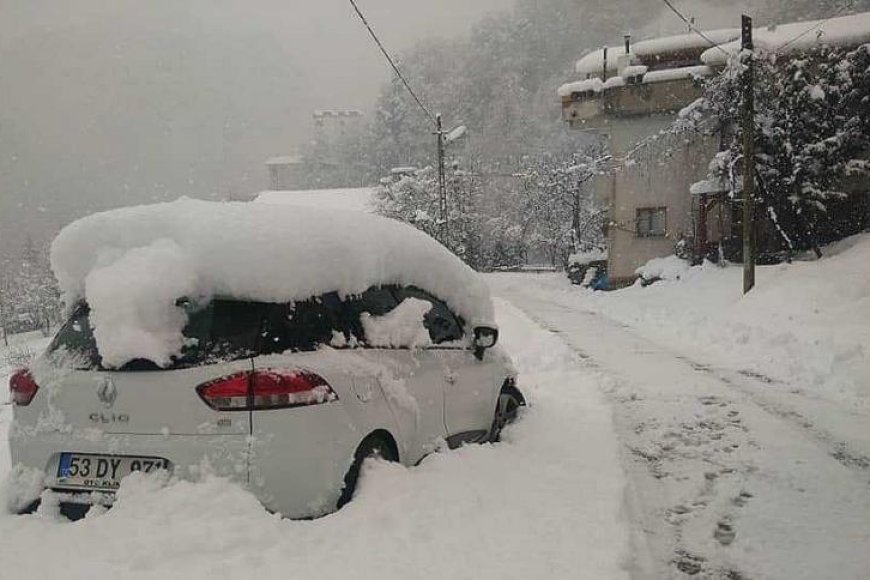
[582, 234, 870, 408]
[50, 199, 494, 368]
[635, 255, 691, 281]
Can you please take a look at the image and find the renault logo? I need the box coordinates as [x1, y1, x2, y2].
[97, 377, 117, 408]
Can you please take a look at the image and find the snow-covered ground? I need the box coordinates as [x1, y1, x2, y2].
[509, 235, 870, 465]
[492, 234, 870, 579]
[0, 302, 629, 580]
[3, 234, 869, 579]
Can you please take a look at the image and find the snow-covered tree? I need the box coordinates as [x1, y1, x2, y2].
[700, 44, 870, 255]
[518, 151, 608, 266]
[0, 238, 62, 343]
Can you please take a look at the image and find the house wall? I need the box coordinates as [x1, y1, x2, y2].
[601, 116, 719, 283]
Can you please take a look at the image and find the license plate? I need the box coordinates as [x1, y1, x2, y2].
[56, 453, 170, 491]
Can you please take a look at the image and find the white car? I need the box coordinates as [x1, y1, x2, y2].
[6, 200, 523, 519]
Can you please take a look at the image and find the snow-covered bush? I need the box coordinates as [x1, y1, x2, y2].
[0, 239, 62, 342]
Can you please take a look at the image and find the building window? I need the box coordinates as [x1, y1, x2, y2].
[636, 207, 667, 237]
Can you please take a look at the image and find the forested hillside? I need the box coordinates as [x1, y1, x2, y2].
[330, 0, 870, 179]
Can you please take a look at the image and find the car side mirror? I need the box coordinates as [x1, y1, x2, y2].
[472, 326, 499, 360]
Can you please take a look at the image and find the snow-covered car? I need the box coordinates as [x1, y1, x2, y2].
[6, 199, 523, 519]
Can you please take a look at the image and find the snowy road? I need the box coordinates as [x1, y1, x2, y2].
[491, 274, 870, 580]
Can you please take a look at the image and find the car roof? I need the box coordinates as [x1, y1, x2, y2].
[52, 199, 495, 328]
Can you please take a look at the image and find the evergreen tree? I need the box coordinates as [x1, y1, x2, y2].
[701, 44, 870, 254]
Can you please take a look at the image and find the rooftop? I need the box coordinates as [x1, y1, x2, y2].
[560, 11, 870, 99]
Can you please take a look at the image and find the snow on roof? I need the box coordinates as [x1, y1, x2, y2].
[702, 12, 870, 65]
[690, 177, 742, 195]
[621, 65, 648, 78]
[574, 29, 740, 75]
[558, 65, 711, 97]
[255, 188, 375, 214]
[51, 199, 494, 367]
[557, 78, 604, 97]
[633, 29, 740, 57]
[641, 65, 714, 84]
[265, 155, 304, 166]
[575, 46, 627, 76]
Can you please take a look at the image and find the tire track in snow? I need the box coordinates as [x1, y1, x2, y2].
[674, 357, 870, 476]
[492, 279, 870, 580]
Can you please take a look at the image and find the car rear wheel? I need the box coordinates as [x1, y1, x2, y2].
[489, 389, 523, 442]
[337, 432, 398, 509]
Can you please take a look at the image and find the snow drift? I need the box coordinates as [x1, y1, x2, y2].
[50, 199, 494, 368]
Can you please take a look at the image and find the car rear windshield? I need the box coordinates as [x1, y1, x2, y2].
[47, 286, 465, 370]
[48, 300, 271, 371]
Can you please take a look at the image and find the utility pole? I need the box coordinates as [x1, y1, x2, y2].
[435, 113, 449, 246]
[741, 14, 756, 294]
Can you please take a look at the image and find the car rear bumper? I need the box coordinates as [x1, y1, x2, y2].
[7, 426, 250, 514]
[7, 405, 366, 519]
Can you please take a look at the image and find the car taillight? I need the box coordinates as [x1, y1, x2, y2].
[196, 372, 251, 411]
[196, 370, 337, 412]
[9, 369, 39, 406]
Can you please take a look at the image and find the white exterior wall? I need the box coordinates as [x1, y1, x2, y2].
[600, 117, 718, 282]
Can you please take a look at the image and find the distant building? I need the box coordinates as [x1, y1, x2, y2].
[559, 12, 870, 286]
[266, 110, 367, 191]
[313, 109, 364, 153]
[265, 155, 306, 191]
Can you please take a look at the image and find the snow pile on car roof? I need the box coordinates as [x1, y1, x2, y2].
[51, 199, 494, 368]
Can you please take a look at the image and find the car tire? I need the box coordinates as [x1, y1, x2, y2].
[337, 432, 398, 509]
[488, 389, 524, 443]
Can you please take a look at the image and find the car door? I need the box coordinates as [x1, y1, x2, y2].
[346, 287, 449, 464]
[391, 287, 499, 445]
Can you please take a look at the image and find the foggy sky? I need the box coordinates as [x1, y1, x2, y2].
[0, 0, 511, 253]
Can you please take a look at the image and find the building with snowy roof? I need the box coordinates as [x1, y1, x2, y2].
[559, 11, 870, 286]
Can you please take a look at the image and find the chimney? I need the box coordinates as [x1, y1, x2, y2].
[624, 33, 632, 54]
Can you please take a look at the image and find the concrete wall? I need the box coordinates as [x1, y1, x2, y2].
[599, 116, 719, 283]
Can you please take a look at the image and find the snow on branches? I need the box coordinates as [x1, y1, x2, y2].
[700, 44, 870, 253]
[373, 150, 607, 271]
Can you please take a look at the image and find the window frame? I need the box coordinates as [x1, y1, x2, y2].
[635, 206, 668, 238]
[389, 286, 466, 348]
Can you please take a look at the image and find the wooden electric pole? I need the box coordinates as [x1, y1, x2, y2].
[741, 14, 756, 294]
[435, 113, 449, 246]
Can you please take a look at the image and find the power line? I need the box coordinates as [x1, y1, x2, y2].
[347, 0, 436, 125]
[660, 0, 730, 56]
[775, 0, 855, 53]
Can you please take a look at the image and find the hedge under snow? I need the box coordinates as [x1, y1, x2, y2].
[50, 199, 494, 368]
